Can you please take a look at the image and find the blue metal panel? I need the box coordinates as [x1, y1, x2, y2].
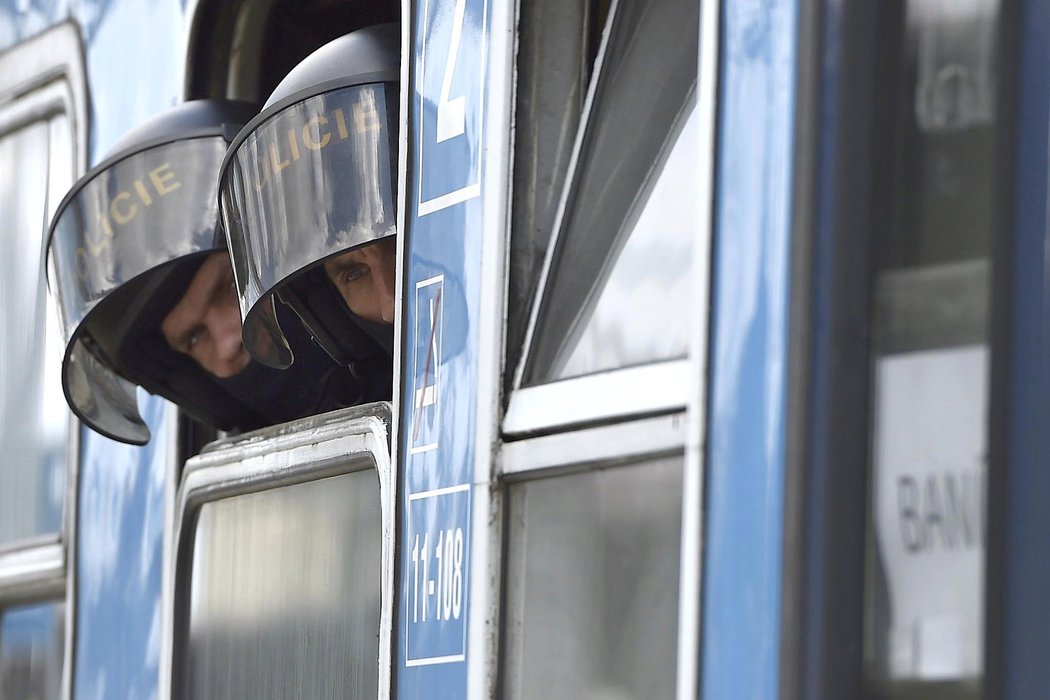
[701, 0, 799, 697]
[994, 0, 1050, 694]
[74, 395, 170, 699]
[397, 0, 489, 696]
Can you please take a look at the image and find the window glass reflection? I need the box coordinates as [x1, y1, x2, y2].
[555, 103, 697, 379]
[0, 113, 72, 546]
[522, 0, 699, 385]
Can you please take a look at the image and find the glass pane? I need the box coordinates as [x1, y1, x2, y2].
[181, 469, 382, 700]
[0, 601, 65, 700]
[506, 0, 602, 395]
[522, 0, 699, 385]
[0, 114, 72, 547]
[863, 0, 997, 696]
[504, 455, 683, 699]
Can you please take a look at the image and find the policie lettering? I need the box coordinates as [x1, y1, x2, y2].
[251, 91, 381, 193]
[78, 162, 182, 263]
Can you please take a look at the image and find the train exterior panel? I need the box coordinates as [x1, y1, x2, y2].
[1, 0, 1049, 698]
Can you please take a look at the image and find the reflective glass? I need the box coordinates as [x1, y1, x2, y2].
[504, 456, 683, 699]
[0, 602, 65, 700]
[862, 0, 997, 696]
[181, 469, 382, 700]
[0, 113, 72, 546]
[523, 0, 699, 384]
[506, 0, 601, 393]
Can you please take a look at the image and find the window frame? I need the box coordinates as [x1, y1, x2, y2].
[503, 0, 712, 435]
[161, 404, 397, 699]
[498, 442, 688, 698]
[494, 0, 718, 695]
[501, 412, 687, 478]
[0, 21, 88, 700]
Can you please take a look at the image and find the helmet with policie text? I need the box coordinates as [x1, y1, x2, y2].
[218, 23, 399, 373]
[47, 99, 383, 445]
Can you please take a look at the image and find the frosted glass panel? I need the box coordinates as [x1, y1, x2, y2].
[0, 113, 72, 546]
[181, 469, 382, 699]
[505, 456, 683, 699]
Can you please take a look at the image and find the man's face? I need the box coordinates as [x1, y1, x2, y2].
[161, 252, 250, 378]
[323, 238, 396, 325]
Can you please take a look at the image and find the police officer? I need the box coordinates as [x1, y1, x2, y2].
[218, 24, 399, 375]
[47, 99, 386, 445]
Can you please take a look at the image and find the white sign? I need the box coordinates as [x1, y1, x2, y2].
[873, 344, 986, 681]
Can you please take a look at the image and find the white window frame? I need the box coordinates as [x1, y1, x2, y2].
[503, 0, 712, 435]
[0, 21, 88, 700]
[160, 404, 397, 700]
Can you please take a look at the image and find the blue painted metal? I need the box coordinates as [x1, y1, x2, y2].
[74, 395, 170, 699]
[700, 0, 799, 696]
[994, 0, 1050, 694]
[397, 0, 489, 696]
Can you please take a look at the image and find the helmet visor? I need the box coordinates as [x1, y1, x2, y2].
[48, 136, 228, 443]
[220, 83, 397, 368]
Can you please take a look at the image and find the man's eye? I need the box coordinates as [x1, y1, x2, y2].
[343, 264, 369, 284]
[187, 328, 204, 349]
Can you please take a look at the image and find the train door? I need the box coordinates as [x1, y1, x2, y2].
[0, 23, 86, 700]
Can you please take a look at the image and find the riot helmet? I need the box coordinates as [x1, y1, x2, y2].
[218, 23, 399, 372]
[47, 99, 381, 445]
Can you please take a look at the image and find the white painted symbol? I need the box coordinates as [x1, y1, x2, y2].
[411, 275, 444, 454]
[414, 297, 440, 409]
[436, 0, 468, 142]
[417, 0, 489, 216]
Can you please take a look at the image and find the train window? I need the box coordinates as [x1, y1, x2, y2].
[183, 472, 380, 699]
[0, 26, 85, 694]
[168, 405, 395, 700]
[0, 78, 78, 546]
[504, 0, 702, 434]
[516, 0, 699, 386]
[862, 0, 997, 696]
[501, 451, 683, 699]
[0, 602, 65, 699]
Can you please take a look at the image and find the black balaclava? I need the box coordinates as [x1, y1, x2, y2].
[213, 303, 391, 429]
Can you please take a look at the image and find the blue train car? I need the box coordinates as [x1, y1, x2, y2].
[0, 0, 1047, 698]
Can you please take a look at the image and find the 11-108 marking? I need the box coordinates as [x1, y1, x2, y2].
[411, 527, 465, 623]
